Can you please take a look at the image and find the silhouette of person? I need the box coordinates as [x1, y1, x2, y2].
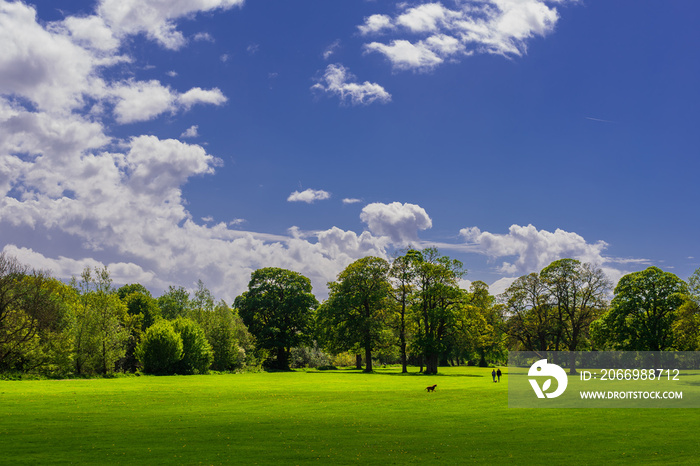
[492, 369, 496, 382]
[496, 368, 502, 382]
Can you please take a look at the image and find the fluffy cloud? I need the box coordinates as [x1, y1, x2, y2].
[360, 202, 432, 243]
[362, 0, 569, 71]
[342, 198, 362, 205]
[312, 64, 391, 106]
[96, 0, 245, 50]
[287, 189, 331, 203]
[460, 224, 609, 275]
[180, 125, 199, 138]
[111, 81, 227, 124]
[358, 14, 394, 35]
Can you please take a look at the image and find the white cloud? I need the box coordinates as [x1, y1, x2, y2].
[460, 223, 609, 275]
[342, 198, 362, 204]
[287, 189, 331, 203]
[0, 1, 100, 112]
[110, 81, 227, 123]
[193, 32, 214, 42]
[360, 202, 432, 243]
[323, 40, 340, 60]
[178, 87, 227, 109]
[180, 125, 199, 138]
[358, 14, 394, 36]
[312, 64, 391, 105]
[96, 0, 245, 50]
[364, 39, 447, 72]
[362, 0, 570, 71]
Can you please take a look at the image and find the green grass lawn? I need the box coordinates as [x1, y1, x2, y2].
[1, 366, 698, 464]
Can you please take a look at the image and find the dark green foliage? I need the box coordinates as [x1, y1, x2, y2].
[117, 284, 152, 301]
[593, 266, 687, 351]
[136, 320, 183, 375]
[235, 268, 318, 370]
[318, 257, 391, 372]
[172, 317, 213, 374]
[123, 291, 161, 330]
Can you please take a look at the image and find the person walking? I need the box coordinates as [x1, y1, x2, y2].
[496, 368, 502, 382]
[491, 369, 496, 383]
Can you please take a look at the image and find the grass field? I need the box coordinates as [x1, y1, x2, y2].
[1, 366, 698, 465]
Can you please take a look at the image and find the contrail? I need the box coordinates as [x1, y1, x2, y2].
[585, 116, 617, 123]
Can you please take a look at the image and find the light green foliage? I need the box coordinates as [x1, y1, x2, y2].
[0, 253, 75, 375]
[235, 268, 318, 370]
[136, 320, 183, 375]
[594, 266, 687, 351]
[172, 317, 213, 374]
[71, 267, 130, 375]
[454, 281, 506, 366]
[688, 267, 700, 304]
[672, 298, 700, 350]
[318, 256, 391, 372]
[203, 302, 251, 371]
[157, 286, 190, 320]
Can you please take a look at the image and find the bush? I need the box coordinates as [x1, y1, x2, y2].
[172, 317, 213, 375]
[290, 341, 331, 368]
[136, 321, 183, 375]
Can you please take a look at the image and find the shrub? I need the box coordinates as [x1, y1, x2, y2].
[172, 317, 213, 375]
[136, 321, 183, 375]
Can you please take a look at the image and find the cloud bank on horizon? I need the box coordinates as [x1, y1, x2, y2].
[0, 0, 650, 301]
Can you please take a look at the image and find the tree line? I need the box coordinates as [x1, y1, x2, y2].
[1, 249, 699, 377]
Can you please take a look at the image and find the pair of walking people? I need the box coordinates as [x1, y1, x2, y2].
[491, 368, 502, 382]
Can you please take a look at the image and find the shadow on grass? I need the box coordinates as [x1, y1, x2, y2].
[303, 369, 483, 377]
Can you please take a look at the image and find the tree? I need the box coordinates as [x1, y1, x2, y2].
[157, 286, 190, 320]
[172, 317, 213, 374]
[540, 259, 610, 374]
[0, 253, 74, 374]
[408, 248, 465, 375]
[136, 320, 183, 375]
[594, 266, 687, 353]
[502, 273, 559, 353]
[457, 281, 506, 367]
[234, 268, 318, 370]
[121, 289, 160, 330]
[318, 257, 391, 372]
[72, 267, 129, 375]
[388, 253, 416, 373]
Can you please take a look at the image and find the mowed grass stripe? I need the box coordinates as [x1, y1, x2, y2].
[0, 367, 697, 464]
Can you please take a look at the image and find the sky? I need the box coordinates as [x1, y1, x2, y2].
[1, 0, 698, 302]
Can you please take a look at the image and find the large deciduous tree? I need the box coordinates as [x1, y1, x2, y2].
[317, 257, 391, 372]
[0, 253, 73, 374]
[540, 259, 610, 374]
[408, 248, 465, 375]
[502, 272, 559, 353]
[593, 266, 687, 353]
[234, 268, 318, 370]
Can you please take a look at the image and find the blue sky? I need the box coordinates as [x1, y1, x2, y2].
[1, 0, 698, 301]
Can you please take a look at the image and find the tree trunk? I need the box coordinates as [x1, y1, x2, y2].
[425, 353, 439, 374]
[568, 350, 577, 375]
[364, 344, 373, 372]
[478, 349, 488, 367]
[277, 347, 289, 370]
[400, 339, 407, 373]
[355, 354, 362, 370]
